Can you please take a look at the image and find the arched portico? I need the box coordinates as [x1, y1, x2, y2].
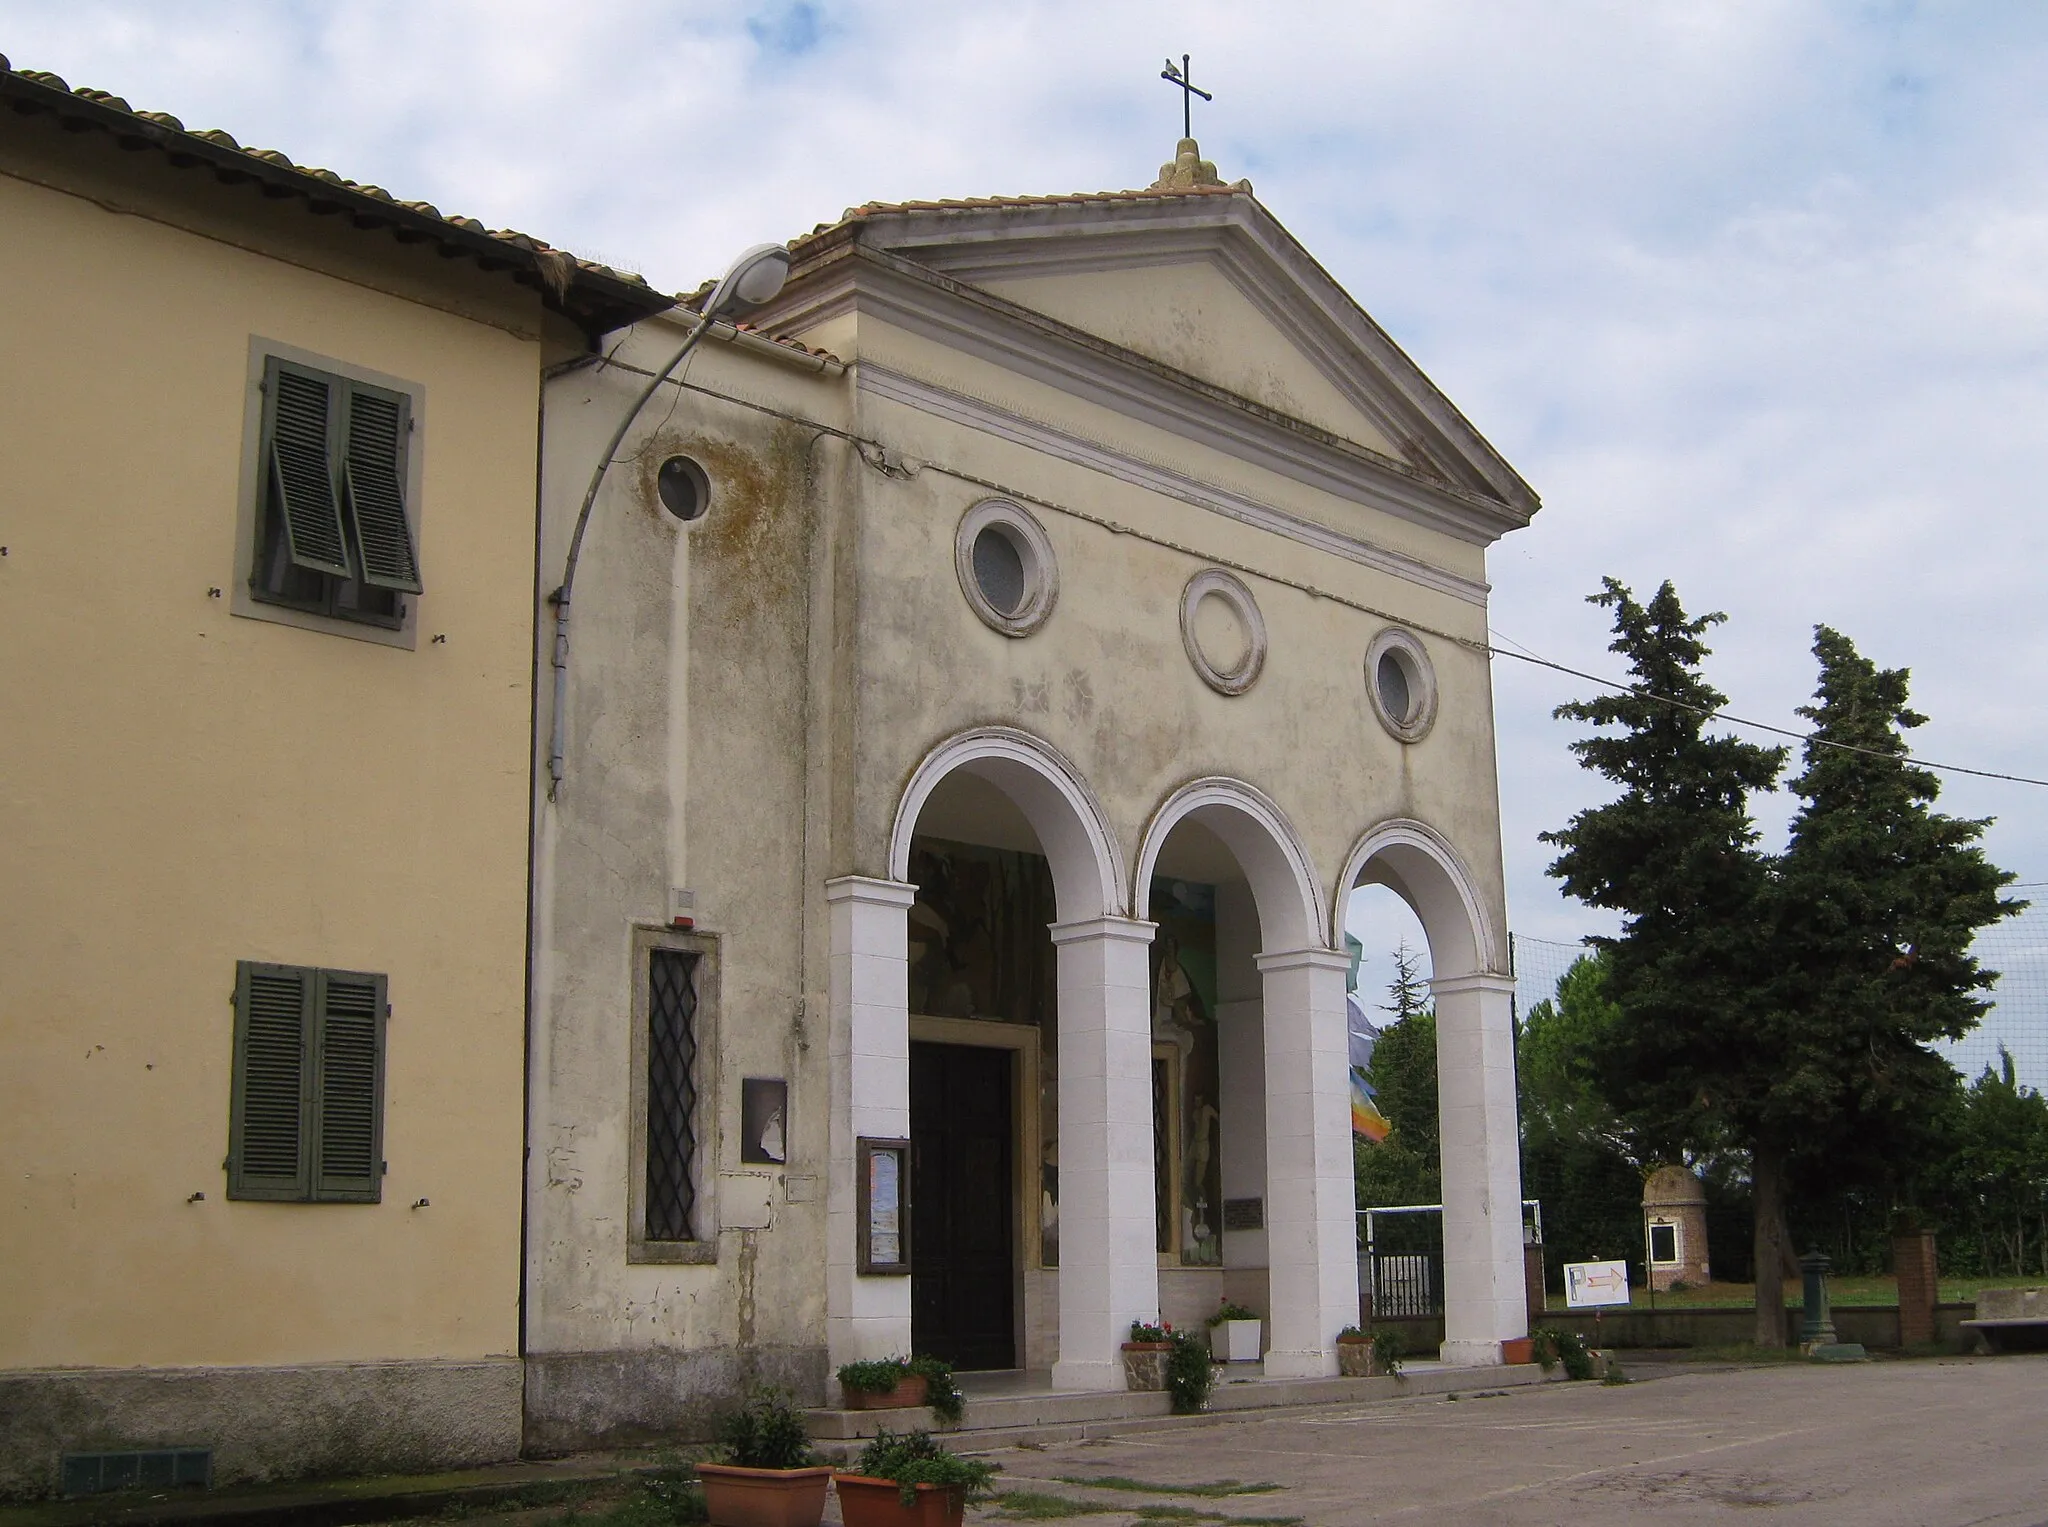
[1133, 781, 1355, 1377]
[828, 728, 1157, 1390]
[1338, 819, 1525, 1366]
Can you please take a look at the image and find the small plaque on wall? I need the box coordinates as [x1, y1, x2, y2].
[1222, 1197, 1265, 1231]
[857, 1137, 911, 1275]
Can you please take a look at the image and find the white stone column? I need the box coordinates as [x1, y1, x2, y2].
[1433, 971, 1527, 1365]
[1049, 916, 1158, 1391]
[825, 876, 917, 1368]
[1256, 946, 1357, 1378]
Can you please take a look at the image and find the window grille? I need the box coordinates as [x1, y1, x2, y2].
[645, 948, 700, 1241]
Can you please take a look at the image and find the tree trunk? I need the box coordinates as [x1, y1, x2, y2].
[1752, 1142, 1787, 1349]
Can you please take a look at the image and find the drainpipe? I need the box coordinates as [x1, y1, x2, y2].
[546, 242, 790, 797]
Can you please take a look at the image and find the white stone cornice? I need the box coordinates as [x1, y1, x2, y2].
[858, 363, 1489, 607]
[1048, 916, 1159, 947]
[1429, 971, 1518, 997]
[823, 875, 919, 908]
[1254, 946, 1354, 975]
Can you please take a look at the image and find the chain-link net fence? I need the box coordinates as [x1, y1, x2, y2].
[1510, 895, 2048, 1093]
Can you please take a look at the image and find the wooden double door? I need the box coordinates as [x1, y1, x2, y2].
[909, 1041, 1016, 1371]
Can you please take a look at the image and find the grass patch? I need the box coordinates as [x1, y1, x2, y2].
[1052, 1476, 1284, 1498]
[1537, 1275, 2008, 1312]
[1130, 1510, 1302, 1526]
[993, 1491, 1120, 1519]
[1653, 1343, 1801, 1364]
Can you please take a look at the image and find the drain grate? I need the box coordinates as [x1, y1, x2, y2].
[61, 1447, 212, 1496]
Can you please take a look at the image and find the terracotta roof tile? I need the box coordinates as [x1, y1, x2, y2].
[0, 53, 671, 332]
[831, 183, 1246, 225]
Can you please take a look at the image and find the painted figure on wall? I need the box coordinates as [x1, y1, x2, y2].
[1150, 878, 1222, 1266]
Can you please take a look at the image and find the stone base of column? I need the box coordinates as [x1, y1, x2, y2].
[1049, 1359, 1123, 1392]
[1263, 1348, 1338, 1379]
[1439, 1338, 1508, 1367]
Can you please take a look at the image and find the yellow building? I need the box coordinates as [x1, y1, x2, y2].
[0, 60, 669, 1498]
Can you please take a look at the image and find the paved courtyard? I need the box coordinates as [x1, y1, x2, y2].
[954, 1354, 2048, 1527]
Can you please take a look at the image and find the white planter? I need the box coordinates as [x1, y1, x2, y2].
[1221, 1318, 1262, 1362]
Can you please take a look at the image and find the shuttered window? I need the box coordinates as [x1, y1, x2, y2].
[228, 961, 387, 1203]
[252, 358, 421, 626]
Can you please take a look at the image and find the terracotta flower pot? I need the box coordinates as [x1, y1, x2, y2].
[696, 1463, 835, 1527]
[1501, 1337, 1535, 1366]
[834, 1473, 967, 1527]
[1336, 1338, 1373, 1378]
[1121, 1341, 1172, 1391]
[843, 1374, 928, 1410]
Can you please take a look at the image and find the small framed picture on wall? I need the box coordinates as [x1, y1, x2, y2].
[856, 1136, 911, 1275]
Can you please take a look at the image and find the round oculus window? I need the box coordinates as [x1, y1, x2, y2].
[972, 524, 1027, 616]
[954, 499, 1057, 636]
[1180, 569, 1267, 696]
[657, 455, 711, 522]
[1366, 627, 1438, 742]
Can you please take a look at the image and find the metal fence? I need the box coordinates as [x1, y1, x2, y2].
[1356, 1201, 1542, 1319]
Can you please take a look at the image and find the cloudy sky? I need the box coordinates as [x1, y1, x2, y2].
[9, 1, 2043, 1049]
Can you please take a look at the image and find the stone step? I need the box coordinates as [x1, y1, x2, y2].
[806, 1362, 1549, 1453]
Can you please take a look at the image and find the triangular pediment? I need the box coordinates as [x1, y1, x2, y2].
[759, 188, 1538, 536]
[970, 257, 1405, 459]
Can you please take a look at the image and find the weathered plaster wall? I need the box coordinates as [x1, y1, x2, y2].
[841, 313, 1509, 950]
[526, 321, 852, 1446]
[0, 1362, 521, 1500]
[528, 234, 1519, 1427]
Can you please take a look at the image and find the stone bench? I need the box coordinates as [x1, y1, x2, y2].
[1959, 1288, 2048, 1353]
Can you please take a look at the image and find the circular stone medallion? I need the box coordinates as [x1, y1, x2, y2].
[1180, 569, 1267, 695]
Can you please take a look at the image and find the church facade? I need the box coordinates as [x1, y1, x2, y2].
[526, 141, 1540, 1447]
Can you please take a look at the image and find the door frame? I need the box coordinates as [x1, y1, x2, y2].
[909, 1015, 1040, 1368]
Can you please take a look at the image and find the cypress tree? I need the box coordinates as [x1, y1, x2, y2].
[1541, 579, 1787, 1336]
[1763, 627, 2022, 1302]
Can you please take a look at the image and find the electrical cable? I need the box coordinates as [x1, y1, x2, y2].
[588, 354, 2048, 794]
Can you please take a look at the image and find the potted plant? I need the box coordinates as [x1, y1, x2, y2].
[1335, 1325, 1373, 1377]
[696, 1388, 834, 1527]
[1165, 1326, 1215, 1414]
[1336, 1326, 1401, 1377]
[1530, 1326, 1596, 1381]
[1501, 1335, 1537, 1366]
[834, 1357, 964, 1425]
[1206, 1299, 1262, 1362]
[834, 1429, 1000, 1527]
[1370, 1328, 1403, 1377]
[1122, 1319, 1175, 1391]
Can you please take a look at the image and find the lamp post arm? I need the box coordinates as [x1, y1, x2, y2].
[547, 309, 716, 795]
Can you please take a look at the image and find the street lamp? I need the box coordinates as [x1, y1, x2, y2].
[547, 243, 792, 793]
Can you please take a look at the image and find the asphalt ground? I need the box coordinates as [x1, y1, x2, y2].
[963, 1353, 2048, 1527]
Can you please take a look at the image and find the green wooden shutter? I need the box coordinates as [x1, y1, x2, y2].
[264, 361, 354, 579]
[341, 386, 422, 594]
[311, 969, 385, 1202]
[228, 962, 314, 1200]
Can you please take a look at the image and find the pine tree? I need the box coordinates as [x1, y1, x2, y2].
[1762, 627, 2022, 1293]
[1541, 579, 1787, 1337]
[1382, 939, 1432, 1025]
